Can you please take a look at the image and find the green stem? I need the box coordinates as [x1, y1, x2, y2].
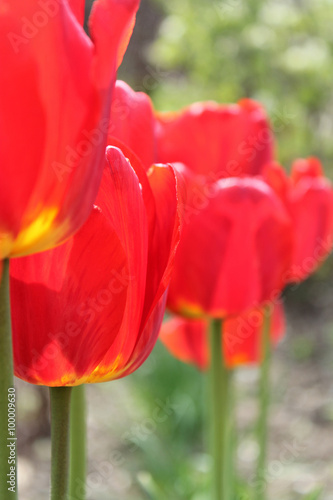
[225, 375, 235, 500]
[0, 259, 18, 500]
[69, 385, 86, 500]
[50, 386, 72, 500]
[209, 318, 231, 500]
[256, 310, 271, 500]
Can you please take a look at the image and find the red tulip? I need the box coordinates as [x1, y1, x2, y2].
[159, 304, 285, 370]
[10, 146, 184, 386]
[0, 0, 140, 263]
[263, 158, 333, 282]
[166, 173, 293, 318]
[155, 98, 274, 178]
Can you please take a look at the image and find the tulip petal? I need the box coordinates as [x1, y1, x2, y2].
[156, 99, 273, 178]
[85, 146, 149, 381]
[291, 157, 323, 184]
[106, 136, 157, 231]
[109, 81, 156, 169]
[1, 0, 139, 259]
[262, 162, 291, 203]
[142, 163, 185, 321]
[0, 1, 98, 257]
[89, 0, 140, 87]
[120, 292, 168, 378]
[68, 0, 85, 25]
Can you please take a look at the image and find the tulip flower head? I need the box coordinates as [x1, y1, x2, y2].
[263, 158, 333, 283]
[155, 98, 274, 178]
[10, 147, 184, 386]
[164, 173, 293, 318]
[159, 304, 285, 370]
[0, 0, 140, 263]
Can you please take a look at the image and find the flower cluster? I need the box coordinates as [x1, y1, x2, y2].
[1, 3, 332, 499]
[109, 81, 333, 369]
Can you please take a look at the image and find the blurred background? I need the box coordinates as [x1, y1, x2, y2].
[19, 0, 333, 498]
